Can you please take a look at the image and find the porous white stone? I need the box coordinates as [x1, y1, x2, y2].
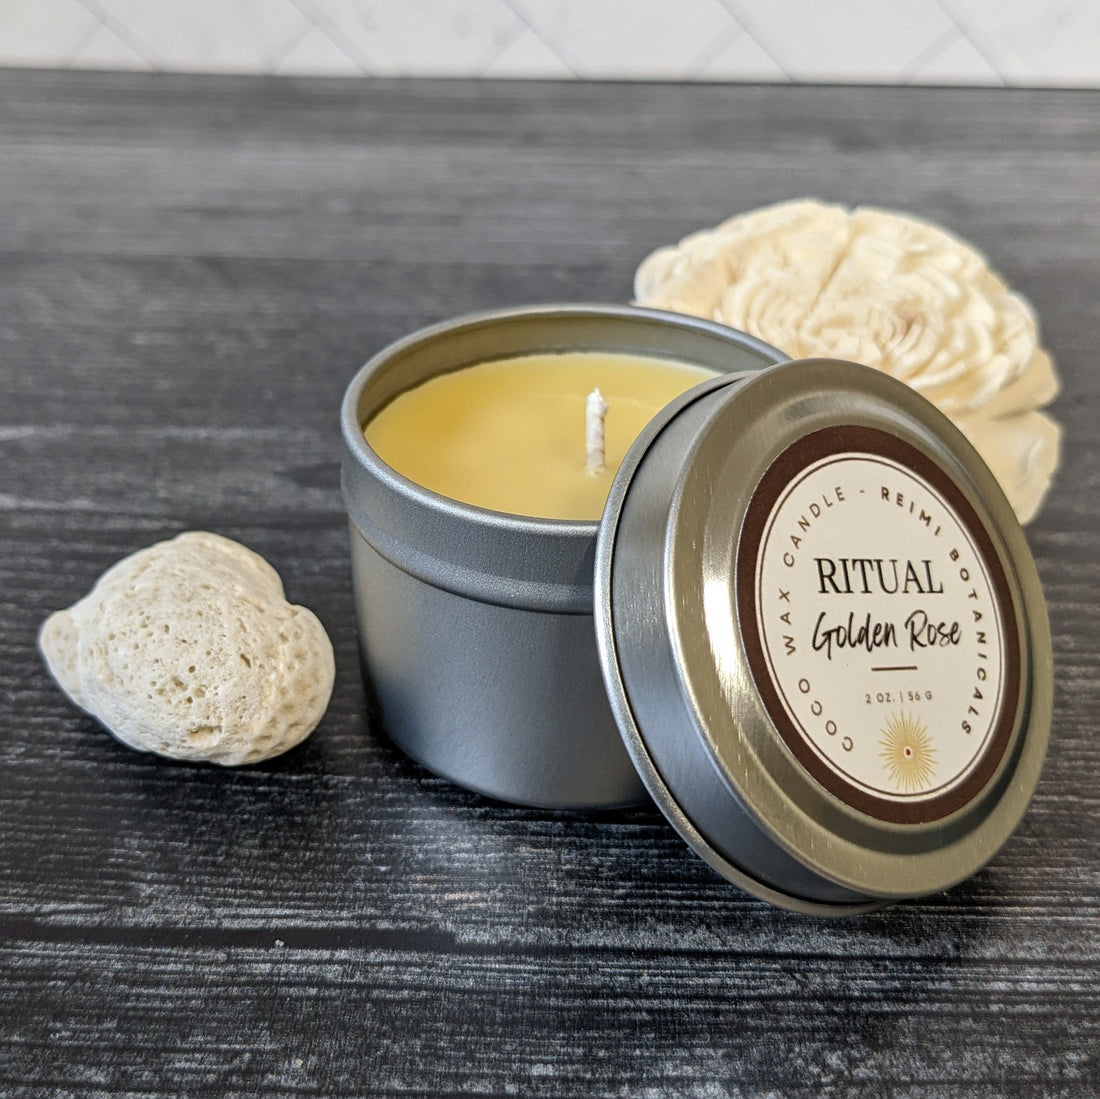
[39, 531, 335, 766]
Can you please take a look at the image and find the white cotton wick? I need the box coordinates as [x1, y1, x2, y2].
[585, 388, 610, 475]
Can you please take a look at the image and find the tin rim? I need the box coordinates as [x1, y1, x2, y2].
[340, 303, 786, 612]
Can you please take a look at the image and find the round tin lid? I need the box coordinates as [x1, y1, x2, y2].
[594, 359, 1052, 915]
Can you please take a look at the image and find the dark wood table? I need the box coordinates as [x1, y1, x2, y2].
[2, 70, 1097, 1096]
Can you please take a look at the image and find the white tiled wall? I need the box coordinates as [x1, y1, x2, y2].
[1, 0, 1097, 85]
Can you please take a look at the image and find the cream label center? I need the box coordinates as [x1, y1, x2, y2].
[737, 428, 1019, 823]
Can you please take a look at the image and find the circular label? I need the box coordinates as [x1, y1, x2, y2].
[737, 427, 1020, 823]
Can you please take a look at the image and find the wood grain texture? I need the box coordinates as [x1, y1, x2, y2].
[1, 70, 1098, 1096]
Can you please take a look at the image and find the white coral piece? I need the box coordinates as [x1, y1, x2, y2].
[39, 531, 335, 765]
[634, 199, 1061, 524]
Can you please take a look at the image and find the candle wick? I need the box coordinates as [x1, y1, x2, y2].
[585, 388, 609, 475]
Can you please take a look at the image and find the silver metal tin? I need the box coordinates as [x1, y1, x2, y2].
[340, 304, 785, 809]
[594, 358, 1052, 915]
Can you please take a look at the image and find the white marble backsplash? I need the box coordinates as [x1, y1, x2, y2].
[1, 0, 1097, 85]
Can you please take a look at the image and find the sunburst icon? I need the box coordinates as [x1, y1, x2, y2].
[878, 711, 937, 793]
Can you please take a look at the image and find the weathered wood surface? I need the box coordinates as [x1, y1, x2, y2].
[1, 70, 1097, 1096]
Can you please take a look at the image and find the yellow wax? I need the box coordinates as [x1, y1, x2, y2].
[365, 351, 716, 520]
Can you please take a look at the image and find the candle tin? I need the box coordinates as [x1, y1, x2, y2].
[341, 305, 784, 810]
[341, 305, 1052, 915]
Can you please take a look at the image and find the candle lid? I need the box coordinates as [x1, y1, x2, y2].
[594, 358, 1052, 915]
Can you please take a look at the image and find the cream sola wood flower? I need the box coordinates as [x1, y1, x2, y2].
[634, 199, 1061, 523]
